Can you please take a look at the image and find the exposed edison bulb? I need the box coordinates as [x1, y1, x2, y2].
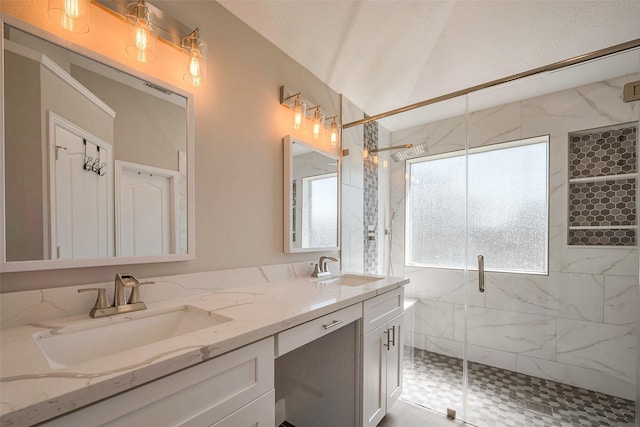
[373, 155, 379, 164]
[329, 118, 338, 146]
[363, 149, 369, 159]
[49, 0, 89, 33]
[64, 0, 79, 18]
[312, 109, 322, 139]
[188, 49, 202, 87]
[134, 19, 149, 52]
[293, 97, 303, 131]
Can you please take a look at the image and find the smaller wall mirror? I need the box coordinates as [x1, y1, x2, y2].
[284, 136, 339, 253]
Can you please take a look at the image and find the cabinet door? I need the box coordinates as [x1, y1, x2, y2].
[362, 324, 387, 427]
[211, 390, 274, 427]
[386, 313, 404, 409]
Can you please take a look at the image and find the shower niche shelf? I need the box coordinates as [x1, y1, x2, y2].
[568, 123, 637, 247]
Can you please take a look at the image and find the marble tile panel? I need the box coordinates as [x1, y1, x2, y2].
[426, 114, 467, 157]
[550, 241, 638, 276]
[522, 73, 639, 139]
[467, 344, 517, 372]
[341, 226, 364, 274]
[341, 95, 364, 124]
[485, 272, 557, 318]
[341, 127, 364, 189]
[468, 101, 522, 149]
[426, 336, 464, 360]
[557, 318, 636, 378]
[548, 135, 569, 229]
[404, 268, 485, 307]
[413, 300, 454, 340]
[391, 123, 430, 152]
[553, 273, 604, 322]
[341, 184, 364, 229]
[516, 354, 636, 401]
[408, 331, 428, 351]
[458, 306, 556, 360]
[604, 275, 639, 326]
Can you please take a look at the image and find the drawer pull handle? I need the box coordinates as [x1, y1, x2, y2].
[383, 329, 390, 349]
[323, 319, 344, 330]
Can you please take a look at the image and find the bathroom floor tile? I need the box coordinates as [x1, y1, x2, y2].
[402, 347, 635, 427]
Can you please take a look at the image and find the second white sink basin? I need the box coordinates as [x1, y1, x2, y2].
[33, 305, 232, 369]
[319, 274, 380, 287]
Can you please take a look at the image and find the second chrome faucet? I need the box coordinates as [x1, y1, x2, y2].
[311, 256, 339, 278]
[78, 274, 154, 318]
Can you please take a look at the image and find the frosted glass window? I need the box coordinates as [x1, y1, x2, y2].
[406, 138, 548, 274]
[302, 173, 337, 247]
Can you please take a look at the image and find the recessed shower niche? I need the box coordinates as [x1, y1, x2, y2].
[568, 123, 637, 246]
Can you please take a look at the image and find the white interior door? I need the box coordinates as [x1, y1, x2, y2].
[116, 161, 178, 256]
[50, 115, 113, 259]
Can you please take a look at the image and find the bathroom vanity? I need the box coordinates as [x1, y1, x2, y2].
[0, 273, 407, 426]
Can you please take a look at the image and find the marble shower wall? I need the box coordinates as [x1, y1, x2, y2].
[341, 96, 365, 273]
[391, 73, 640, 400]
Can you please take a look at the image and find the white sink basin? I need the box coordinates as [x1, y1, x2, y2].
[319, 274, 381, 287]
[33, 305, 231, 369]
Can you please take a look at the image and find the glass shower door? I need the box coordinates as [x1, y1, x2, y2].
[464, 48, 640, 427]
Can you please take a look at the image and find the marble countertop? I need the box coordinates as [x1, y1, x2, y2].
[0, 274, 407, 426]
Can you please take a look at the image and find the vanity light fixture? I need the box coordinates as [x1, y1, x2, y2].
[125, 0, 158, 63]
[285, 93, 306, 131]
[182, 28, 207, 87]
[48, 0, 90, 33]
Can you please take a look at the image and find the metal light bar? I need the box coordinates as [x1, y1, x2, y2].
[93, 0, 192, 49]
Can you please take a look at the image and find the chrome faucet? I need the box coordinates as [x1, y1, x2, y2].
[311, 256, 339, 277]
[78, 274, 154, 318]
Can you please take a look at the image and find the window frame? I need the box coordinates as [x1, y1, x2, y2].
[404, 135, 550, 275]
[301, 172, 338, 248]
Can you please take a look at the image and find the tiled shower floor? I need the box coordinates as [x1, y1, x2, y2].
[401, 347, 636, 427]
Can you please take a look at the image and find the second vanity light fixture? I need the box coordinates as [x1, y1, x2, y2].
[280, 86, 340, 147]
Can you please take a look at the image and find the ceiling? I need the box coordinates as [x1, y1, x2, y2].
[217, 0, 640, 120]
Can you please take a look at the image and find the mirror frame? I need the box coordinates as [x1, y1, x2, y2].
[283, 135, 340, 253]
[0, 15, 196, 272]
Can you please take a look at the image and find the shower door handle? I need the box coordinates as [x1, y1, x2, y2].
[478, 255, 485, 293]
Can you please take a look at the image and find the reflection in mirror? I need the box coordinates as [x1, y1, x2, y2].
[2, 24, 190, 266]
[284, 136, 339, 253]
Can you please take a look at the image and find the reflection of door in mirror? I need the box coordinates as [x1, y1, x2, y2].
[49, 113, 114, 260]
[116, 161, 178, 256]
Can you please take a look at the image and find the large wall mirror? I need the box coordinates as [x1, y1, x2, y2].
[1, 21, 194, 272]
[284, 135, 339, 253]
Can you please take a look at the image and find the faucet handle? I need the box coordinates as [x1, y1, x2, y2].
[127, 281, 155, 304]
[78, 288, 110, 316]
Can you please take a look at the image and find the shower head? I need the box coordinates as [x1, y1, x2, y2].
[391, 142, 428, 162]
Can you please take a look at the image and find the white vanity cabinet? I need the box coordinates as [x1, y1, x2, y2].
[362, 288, 404, 427]
[42, 337, 274, 427]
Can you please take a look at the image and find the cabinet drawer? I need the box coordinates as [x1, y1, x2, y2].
[363, 288, 404, 334]
[211, 390, 275, 427]
[275, 303, 362, 357]
[43, 337, 274, 427]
